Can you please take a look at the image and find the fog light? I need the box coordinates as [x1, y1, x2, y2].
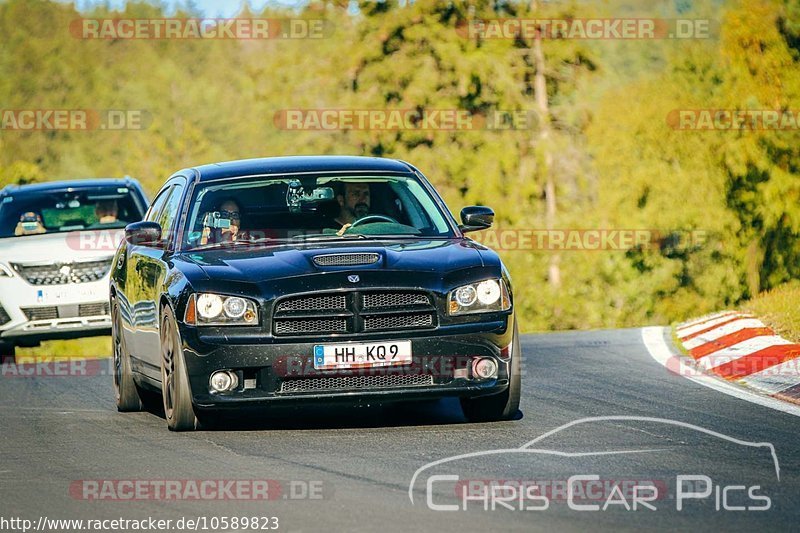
[472, 357, 498, 380]
[209, 370, 239, 392]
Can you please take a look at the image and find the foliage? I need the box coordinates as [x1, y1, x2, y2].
[1, 0, 799, 338]
[744, 280, 800, 342]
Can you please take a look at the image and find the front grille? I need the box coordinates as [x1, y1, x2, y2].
[272, 290, 436, 336]
[12, 259, 113, 285]
[0, 304, 10, 326]
[362, 292, 430, 309]
[276, 295, 346, 313]
[364, 312, 434, 331]
[21, 306, 58, 321]
[313, 253, 380, 267]
[21, 302, 110, 321]
[279, 374, 433, 393]
[78, 302, 110, 316]
[274, 318, 347, 335]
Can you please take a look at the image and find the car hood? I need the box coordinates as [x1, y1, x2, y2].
[0, 230, 121, 264]
[180, 238, 495, 283]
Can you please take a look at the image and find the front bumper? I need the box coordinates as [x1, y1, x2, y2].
[0, 275, 111, 344]
[178, 320, 514, 411]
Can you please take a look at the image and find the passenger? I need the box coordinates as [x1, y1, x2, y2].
[200, 198, 245, 244]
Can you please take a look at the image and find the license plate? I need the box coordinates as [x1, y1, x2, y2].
[313, 341, 412, 370]
[36, 286, 101, 304]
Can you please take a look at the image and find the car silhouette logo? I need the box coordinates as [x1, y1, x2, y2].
[348, 275, 360, 283]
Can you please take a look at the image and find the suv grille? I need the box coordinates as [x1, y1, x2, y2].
[312, 253, 380, 267]
[0, 304, 10, 326]
[78, 303, 111, 316]
[12, 259, 113, 285]
[279, 374, 433, 393]
[21, 306, 58, 321]
[21, 302, 110, 321]
[272, 290, 436, 337]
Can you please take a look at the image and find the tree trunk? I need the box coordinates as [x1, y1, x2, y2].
[530, 2, 560, 288]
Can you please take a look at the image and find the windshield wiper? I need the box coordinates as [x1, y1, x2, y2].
[297, 234, 426, 242]
[297, 234, 369, 242]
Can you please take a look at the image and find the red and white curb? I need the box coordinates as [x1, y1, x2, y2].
[674, 311, 800, 405]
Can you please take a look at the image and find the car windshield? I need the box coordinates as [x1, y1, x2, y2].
[183, 174, 455, 250]
[0, 186, 145, 238]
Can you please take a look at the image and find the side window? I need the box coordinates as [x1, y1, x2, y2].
[156, 184, 185, 243]
[144, 186, 172, 223]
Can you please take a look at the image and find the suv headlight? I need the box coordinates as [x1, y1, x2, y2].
[184, 293, 258, 326]
[448, 279, 511, 315]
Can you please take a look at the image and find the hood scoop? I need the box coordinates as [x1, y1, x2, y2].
[312, 253, 380, 267]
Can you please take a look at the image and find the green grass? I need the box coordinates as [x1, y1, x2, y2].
[14, 336, 111, 362]
[743, 281, 800, 343]
[670, 326, 689, 354]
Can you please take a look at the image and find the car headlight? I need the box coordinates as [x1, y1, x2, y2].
[0, 263, 13, 277]
[184, 293, 258, 326]
[448, 279, 510, 315]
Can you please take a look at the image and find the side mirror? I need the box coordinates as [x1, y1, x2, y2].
[125, 221, 162, 246]
[459, 206, 494, 232]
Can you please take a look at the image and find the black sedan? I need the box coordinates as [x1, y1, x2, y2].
[110, 156, 520, 430]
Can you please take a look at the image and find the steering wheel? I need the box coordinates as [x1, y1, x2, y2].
[349, 215, 399, 227]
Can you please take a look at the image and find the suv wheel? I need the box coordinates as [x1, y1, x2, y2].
[112, 298, 143, 412]
[0, 340, 15, 362]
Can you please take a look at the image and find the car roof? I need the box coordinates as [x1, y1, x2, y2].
[0, 178, 142, 196]
[187, 156, 417, 182]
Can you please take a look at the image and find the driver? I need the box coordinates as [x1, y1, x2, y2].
[94, 199, 119, 225]
[334, 182, 371, 227]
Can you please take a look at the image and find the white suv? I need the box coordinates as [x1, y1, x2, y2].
[0, 178, 148, 358]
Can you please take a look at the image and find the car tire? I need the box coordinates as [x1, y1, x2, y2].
[160, 304, 200, 431]
[111, 298, 143, 412]
[0, 340, 15, 362]
[460, 322, 521, 423]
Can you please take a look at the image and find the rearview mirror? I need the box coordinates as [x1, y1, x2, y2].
[308, 187, 334, 201]
[286, 181, 335, 213]
[459, 206, 494, 232]
[125, 221, 162, 246]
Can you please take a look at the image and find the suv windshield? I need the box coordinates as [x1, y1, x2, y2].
[0, 186, 145, 238]
[183, 174, 455, 249]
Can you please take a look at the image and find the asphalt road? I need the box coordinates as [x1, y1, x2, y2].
[1, 327, 799, 532]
